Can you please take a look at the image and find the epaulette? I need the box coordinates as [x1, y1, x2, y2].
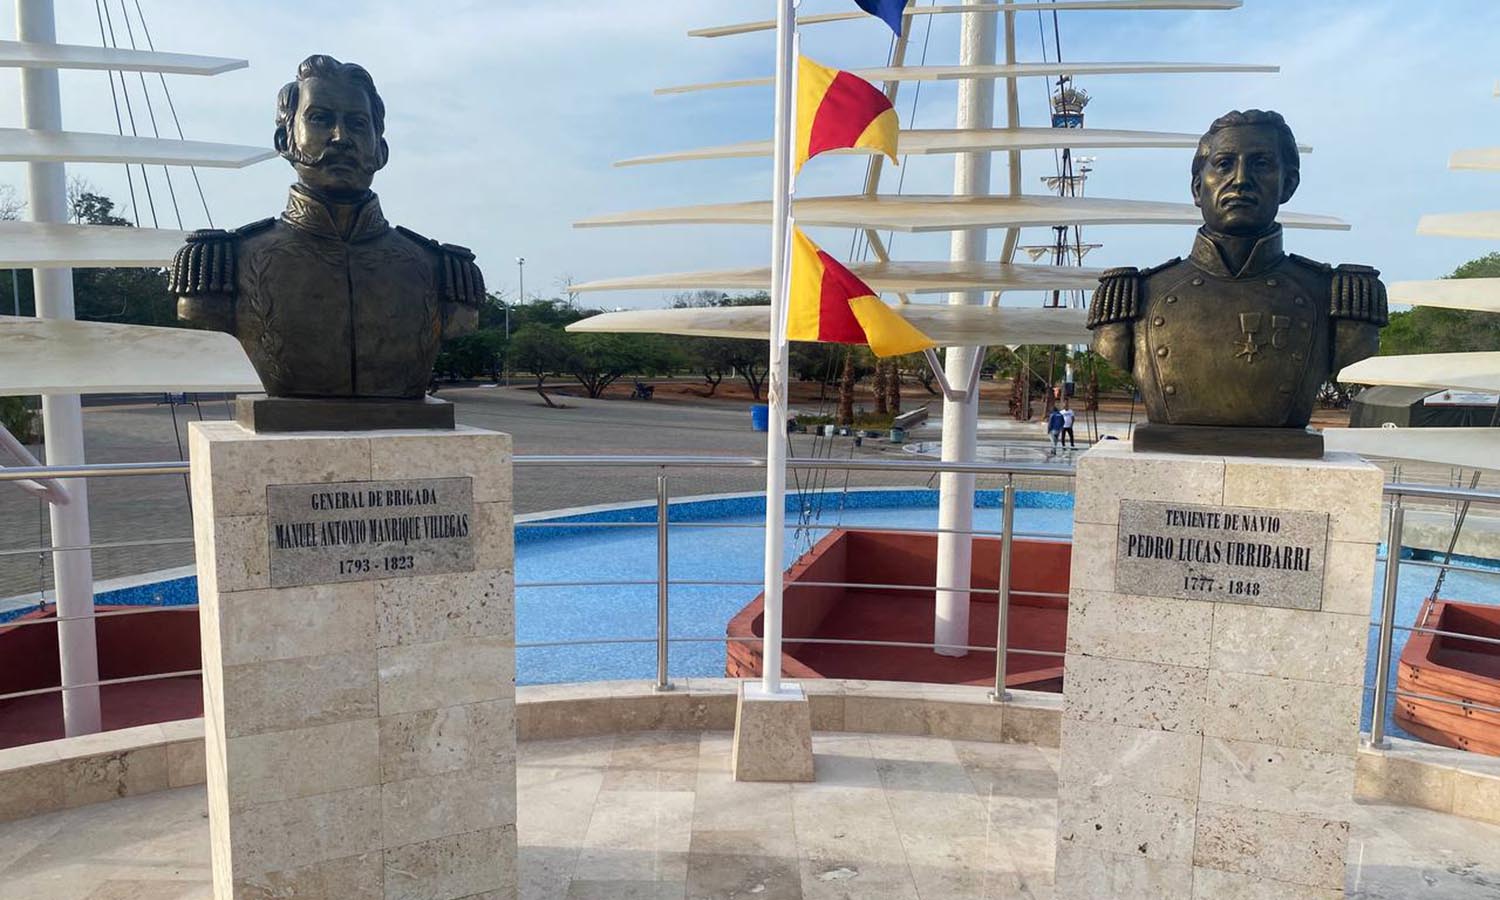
[1287, 253, 1332, 274]
[396, 226, 487, 306]
[167, 218, 271, 296]
[1087, 258, 1180, 329]
[1329, 263, 1388, 326]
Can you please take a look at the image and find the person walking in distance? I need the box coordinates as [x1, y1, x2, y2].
[1046, 406, 1064, 454]
[1060, 404, 1077, 449]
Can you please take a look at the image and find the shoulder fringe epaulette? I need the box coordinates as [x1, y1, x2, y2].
[1329, 263, 1389, 326]
[167, 218, 274, 296]
[397, 226, 486, 306]
[1087, 266, 1140, 329]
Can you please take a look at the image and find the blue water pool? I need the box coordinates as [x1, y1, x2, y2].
[7, 487, 1496, 745]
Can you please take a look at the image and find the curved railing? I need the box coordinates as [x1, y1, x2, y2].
[2, 453, 1499, 755]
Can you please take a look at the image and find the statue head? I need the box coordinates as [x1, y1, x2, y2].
[274, 55, 389, 201]
[1190, 109, 1300, 236]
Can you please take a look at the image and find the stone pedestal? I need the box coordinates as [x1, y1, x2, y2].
[731, 682, 814, 782]
[189, 422, 517, 900]
[1055, 441, 1381, 899]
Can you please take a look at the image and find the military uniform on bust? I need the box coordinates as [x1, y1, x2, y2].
[170, 184, 483, 400]
[1087, 108, 1388, 458]
[1089, 225, 1387, 430]
[170, 54, 485, 432]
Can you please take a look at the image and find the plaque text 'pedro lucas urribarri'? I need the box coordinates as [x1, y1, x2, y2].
[266, 477, 476, 588]
[1116, 499, 1328, 610]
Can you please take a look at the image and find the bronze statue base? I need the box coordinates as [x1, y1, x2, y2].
[1132, 424, 1323, 459]
[234, 394, 455, 433]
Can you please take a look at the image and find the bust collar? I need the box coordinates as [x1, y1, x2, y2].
[282, 183, 390, 242]
[1189, 225, 1285, 279]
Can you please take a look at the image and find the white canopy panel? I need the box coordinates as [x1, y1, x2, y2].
[691, 1, 1241, 38]
[572, 260, 1105, 295]
[0, 316, 261, 394]
[616, 127, 1287, 167]
[576, 194, 1347, 234]
[1449, 148, 1500, 172]
[0, 221, 188, 268]
[0, 40, 245, 75]
[659, 61, 1276, 95]
[567, 303, 1089, 347]
[1323, 428, 1500, 472]
[1389, 279, 1500, 313]
[1338, 352, 1500, 394]
[0, 128, 274, 168]
[1417, 211, 1500, 241]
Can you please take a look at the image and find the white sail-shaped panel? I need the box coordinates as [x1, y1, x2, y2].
[1449, 148, 1500, 172]
[573, 261, 1104, 295]
[0, 317, 261, 394]
[0, 221, 188, 268]
[0, 128, 274, 167]
[659, 61, 1275, 95]
[0, 40, 245, 75]
[1417, 211, 1500, 240]
[1339, 352, 1500, 393]
[1389, 279, 1500, 313]
[576, 194, 1347, 234]
[615, 127, 1272, 167]
[691, 1, 1241, 38]
[1323, 428, 1500, 472]
[567, 304, 1089, 347]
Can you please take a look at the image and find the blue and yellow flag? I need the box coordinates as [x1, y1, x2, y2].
[854, 0, 911, 36]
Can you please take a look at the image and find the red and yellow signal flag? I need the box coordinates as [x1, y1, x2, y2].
[786, 228, 935, 358]
[795, 55, 899, 174]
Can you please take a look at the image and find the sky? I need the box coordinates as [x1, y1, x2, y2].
[2, 0, 1499, 312]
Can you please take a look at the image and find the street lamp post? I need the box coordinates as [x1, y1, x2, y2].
[511, 256, 523, 388]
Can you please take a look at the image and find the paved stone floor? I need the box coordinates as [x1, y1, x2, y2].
[2, 731, 1499, 899]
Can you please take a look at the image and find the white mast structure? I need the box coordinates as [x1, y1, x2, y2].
[3, 0, 266, 736]
[570, 0, 1348, 683]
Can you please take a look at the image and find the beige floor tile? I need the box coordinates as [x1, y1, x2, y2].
[564, 879, 686, 899]
[604, 732, 701, 792]
[573, 789, 695, 882]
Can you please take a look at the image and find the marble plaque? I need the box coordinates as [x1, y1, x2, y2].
[1115, 499, 1328, 610]
[266, 477, 475, 588]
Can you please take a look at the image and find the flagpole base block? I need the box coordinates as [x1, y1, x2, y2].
[731, 682, 814, 782]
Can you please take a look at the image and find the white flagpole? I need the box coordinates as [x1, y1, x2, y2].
[761, 0, 798, 696]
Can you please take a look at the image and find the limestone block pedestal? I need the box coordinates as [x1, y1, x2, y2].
[732, 682, 814, 782]
[1055, 441, 1381, 899]
[189, 422, 517, 900]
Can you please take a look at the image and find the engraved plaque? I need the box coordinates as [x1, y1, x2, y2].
[1116, 499, 1328, 610]
[267, 477, 475, 588]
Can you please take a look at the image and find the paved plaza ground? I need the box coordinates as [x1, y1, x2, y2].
[2, 730, 1497, 899]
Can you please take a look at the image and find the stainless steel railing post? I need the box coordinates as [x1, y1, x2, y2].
[989, 478, 1016, 703]
[654, 472, 674, 692]
[1369, 504, 1405, 749]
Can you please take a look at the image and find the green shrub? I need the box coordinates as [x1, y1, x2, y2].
[0, 396, 40, 444]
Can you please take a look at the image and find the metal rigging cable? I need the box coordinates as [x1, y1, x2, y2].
[132, 0, 214, 227]
[93, 0, 140, 227]
[98, 0, 160, 228]
[117, 0, 183, 229]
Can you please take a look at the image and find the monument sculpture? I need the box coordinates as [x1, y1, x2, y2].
[169, 54, 484, 431]
[1087, 109, 1388, 457]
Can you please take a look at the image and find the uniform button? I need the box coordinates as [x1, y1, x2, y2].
[1164, 385, 1177, 396]
[1153, 316, 1165, 326]
[1294, 296, 1306, 306]
[1157, 346, 1170, 358]
[1266, 278, 1279, 287]
[1300, 321, 1309, 330]
[1292, 352, 1303, 361]
[1191, 277, 1204, 286]
[1166, 295, 1178, 304]
[1278, 385, 1292, 394]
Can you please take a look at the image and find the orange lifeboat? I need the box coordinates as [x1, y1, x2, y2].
[1395, 598, 1500, 756]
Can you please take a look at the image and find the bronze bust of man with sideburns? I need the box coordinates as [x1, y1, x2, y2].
[170, 55, 483, 431]
[1088, 110, 1387, 458]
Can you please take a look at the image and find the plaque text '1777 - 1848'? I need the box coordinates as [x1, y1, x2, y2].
[1115, 498, 1329, 610]
[266, 477, 476, 588]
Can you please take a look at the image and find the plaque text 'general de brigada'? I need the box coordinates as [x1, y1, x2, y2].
[1116, 499, 1328, 610]
[267, 477, 475, 588]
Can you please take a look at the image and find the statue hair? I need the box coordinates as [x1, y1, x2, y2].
[274, 54, 387, 158]
[1190, 109, 1300, 188]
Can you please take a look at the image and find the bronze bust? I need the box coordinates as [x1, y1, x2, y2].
[169, 55, 483, 430]
[1088, 109, 1386, 457]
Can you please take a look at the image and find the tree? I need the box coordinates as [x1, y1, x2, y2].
[563, 332, 682, 399]
[728, 341, 770, 400]
[884, 358, 902, 415]
[434, 329, 505, 381]
[1379, 252, 1500, 356]
[837, 350, 856, 425]
[682, 337, 738, 396]
[871, 358, 889, 416]
[509, 324, 569, 407]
